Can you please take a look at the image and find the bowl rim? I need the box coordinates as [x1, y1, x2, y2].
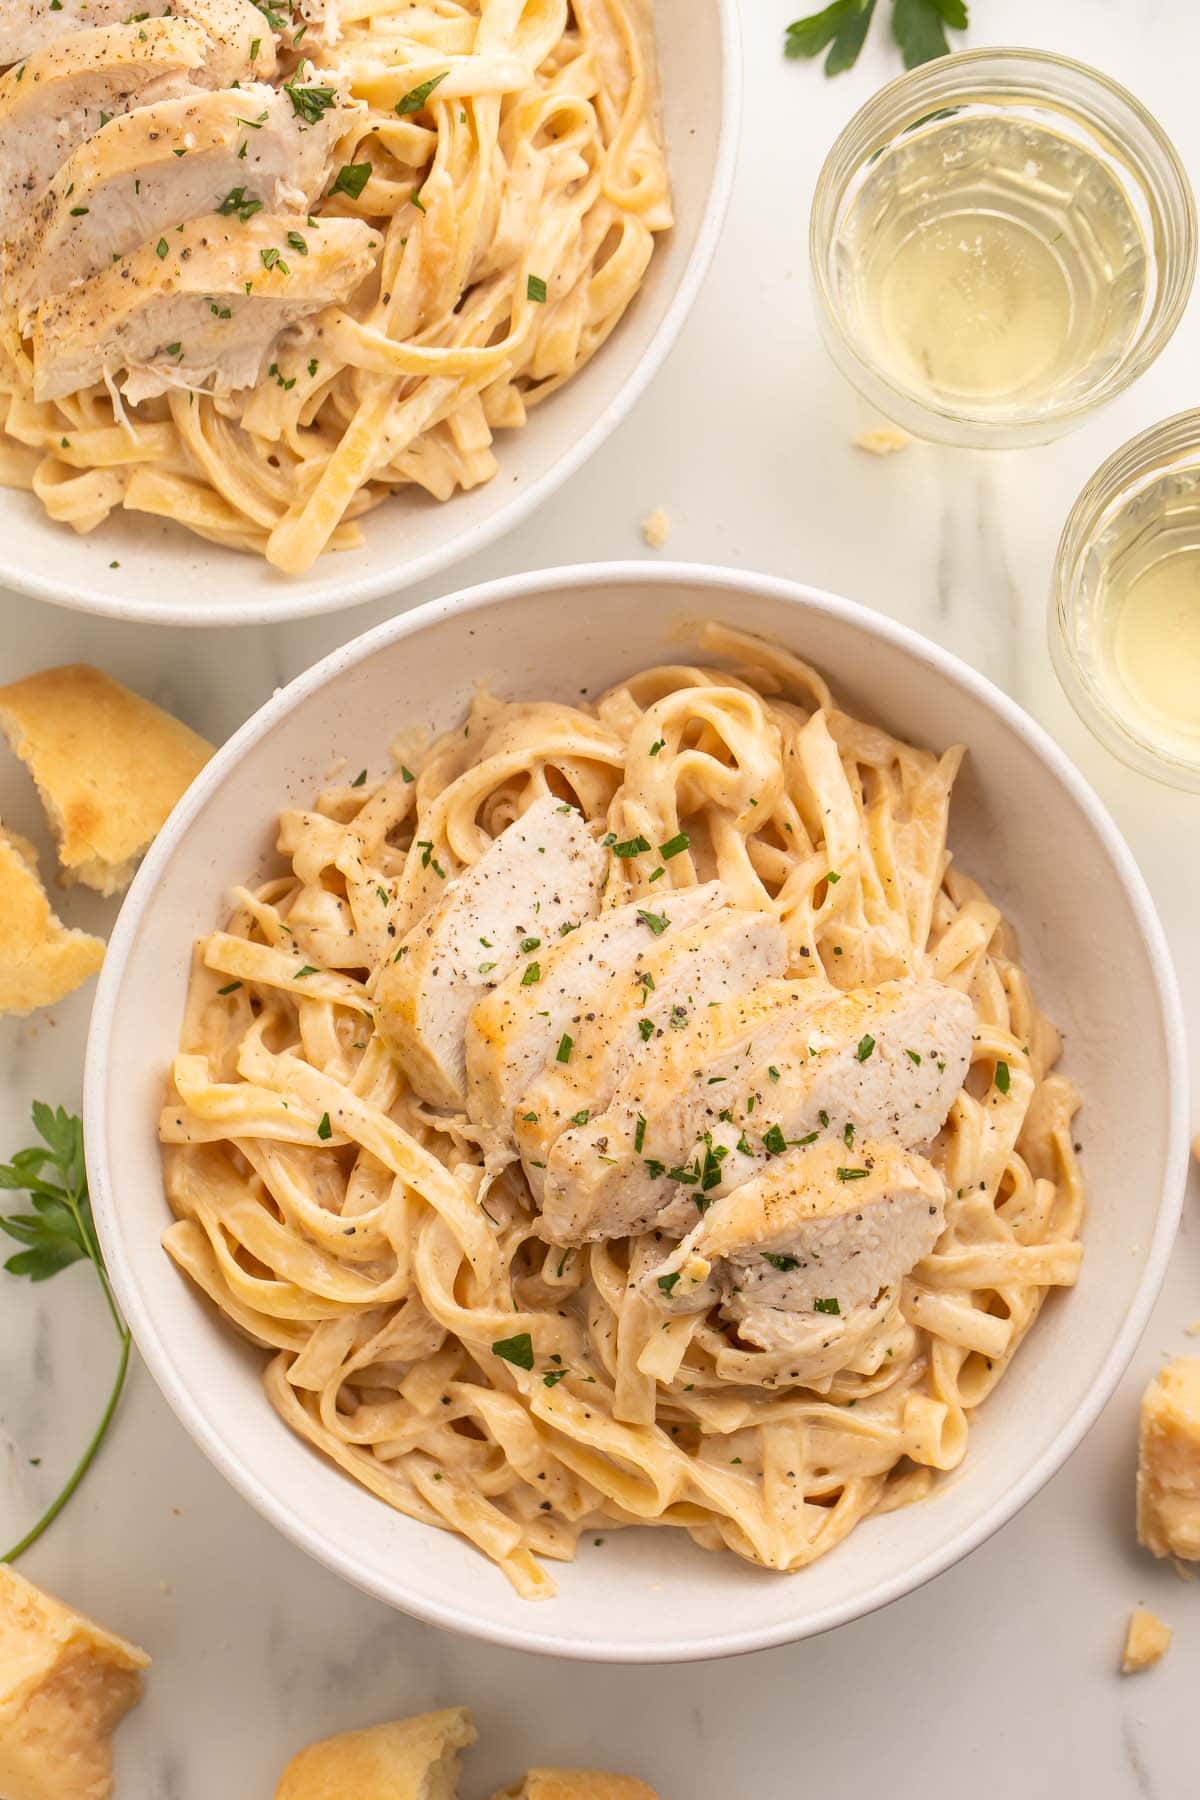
[84, 560, 1191, 1662]
[1, 2, 742, 629]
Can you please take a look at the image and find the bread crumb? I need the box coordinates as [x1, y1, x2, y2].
[1122, 1605, 1172, 1672]
[1137, 1357, 1200, 1561]
[641, 507, 670, 550]
[853, 425, 912, 456]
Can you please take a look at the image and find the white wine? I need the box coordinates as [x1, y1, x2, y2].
[1089, 468, 1200, 761]
[833, 112, 1149, 421]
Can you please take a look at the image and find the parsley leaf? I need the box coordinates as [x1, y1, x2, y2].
[331, 161, 371, 200]
[0, 1105, 131, 1563]
[284, 78, 338, 125]
[492, 1331, 534, 1370]
[395, 69, 448, 116]
[784, 0, 965, 75]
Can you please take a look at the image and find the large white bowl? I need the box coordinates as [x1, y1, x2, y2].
[85, 564, 1189, 1661]
[0, 5, 739, 627]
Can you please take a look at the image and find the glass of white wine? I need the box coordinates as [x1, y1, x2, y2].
[1053, 413, 1200, 790]
[809, 49, 1196, 448]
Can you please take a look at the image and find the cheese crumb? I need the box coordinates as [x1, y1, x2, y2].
[0, 1567, 149, 1800]
[852, 425, 912, 456]
[641, 507, 670, 550]
[1137, 1357, 1200, 1561]
[1121, 1605, 1172, 1672]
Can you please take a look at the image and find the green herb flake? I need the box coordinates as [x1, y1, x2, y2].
[492, 1331, 534, 1371]
[395, 69, 448, 115]
[520, 962, 541, 987]
[316, 1112, 332, 1141]
[659, 831, 689, 860]
[634, 1114, 647, 1153]
[155, 237, 169, 258]
[331, 161, 371, 200]
[905, 1048, 922, 1065]
[657, 1271, 681, 1296]
[638, 1018, 654, 1042]
[856, 1033, 876, 1062]
[527, 273, 547, 303]
[995, 1060, 1011, 1095]
[836, 1166, 868, 1182]
[762, 1124, 788, 1156]
[556, 1033, 573, 1064]
[637, 908, 669, 936]
[762, 1252, 802, 1271]
[612, 834, 651, 858]
[813, 1296, 841, 1315]
[284, 78, 338, 125]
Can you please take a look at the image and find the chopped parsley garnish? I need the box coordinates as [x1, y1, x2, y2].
[843, 1122, 855, 1147]
[638, 1018, 654, 1042]
[637, 908, 669, 936]
[395, 69, 448, 115]
[478, 961, 496, 974]
[995, 1060, 1011, 1094]
[400, 765, 414, 782]
[612, 834, 650, 858]
[492, 1332, 534, 1370]
[284, 78, 338, 125]
[657, 1272, 681, 1296]
[556, 1033, 573, 1063]
[700, 1139, 727, 1190]
[659, 831, 689, 860]
[762, 1252, 802, 1271]
[905, 1048, 922, 1065]
[286, 230, 308, 255]
[308, 357, 319, 376]
[813, 1297, 841, 1315]
[569, 1109, 589, 1127]
[768, 1065, 781, 1082]
[251, 0, 287, 26]
[542, 1368, 569, 1387]
[250, 34, 261, 56]
[155, 237, 169, 258]
[527, 273, 547, 303]
[331, 161, 371, 200]
[294, 965, 318, 978]
[216, 980, 242, 996]
[316, 1112, 332, 1141]
[410, 187, 427, 213]
[520, 936, 540, 952]
[826, 869, 841, 884]
[762, 1124, 788, 1156]
[836, 1167, 868, 1181]
[634, 1114, 647, 1153]
[520, 962, 541, 986]
[68, 206, 89, 217]
[649, 738, 665, 756]
[350, 768, 367, 786]
[856, 1033, 875, 1061]
[260, 245, 289, 273]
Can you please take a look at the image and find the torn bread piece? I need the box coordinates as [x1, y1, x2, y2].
[490, 1775, 659, 1800]
[275, 1708, 476, 1800]
[0, 664, 213, 895]
[1121, 1606, 1172, 1673]
[0, 1566, 149, 1800]
[0, 825, 104, 1014]
[1137, 1356, 1200, 1561]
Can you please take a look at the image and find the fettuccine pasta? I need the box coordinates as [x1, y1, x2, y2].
[0, 0, 670, 572]
[159, 623, 1084, 1596]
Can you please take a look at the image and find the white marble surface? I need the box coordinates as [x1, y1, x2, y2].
[2, 1, 1199, 1793]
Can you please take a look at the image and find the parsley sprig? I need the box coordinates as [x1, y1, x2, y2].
[0, 1104, 131, 1564]
[785, 0, 967, 76]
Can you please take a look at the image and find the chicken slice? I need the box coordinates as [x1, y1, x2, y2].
[172, 0, 273, 86]
[8, 83, 345, 320]
[0, 20, 207, 236]
[0, 0, 269, 71]
[512, 904, 790, 1199]
[465, 882, 726, 1152]
[376, 796, 607, 1111]
[646, 1138, 946, 1354]
[541, 977, 973, 1244]
[31, 211, 378, 403]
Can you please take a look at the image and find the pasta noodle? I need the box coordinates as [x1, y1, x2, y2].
[0, 0, 670, 572]
[159, 623, 1084, 1597]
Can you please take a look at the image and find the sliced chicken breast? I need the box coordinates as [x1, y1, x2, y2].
[465, 882, 726, 1151]
[0, 0, 172, 64]
[377, 796, 607, 1111]
[0, 0, 270, 70]
[648, 1138, 946, 1353]
[540, 977, 973, 1244]
[172, 0, 274, 86]
[31, 211, 379, 402]
[8, 84, 344, 319]
[0, 20, 209, 235]
[512, 904, 791, 1198]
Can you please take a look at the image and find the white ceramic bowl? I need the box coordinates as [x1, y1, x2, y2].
[85, 564, 1189, 1661]
[0, 4, 739, 627]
